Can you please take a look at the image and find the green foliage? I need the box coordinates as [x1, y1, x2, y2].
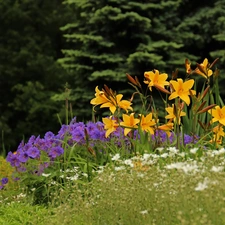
[0, 202, 51, 225]
[0, 156, 14, 181]
[60, 0, 225, 123]
[174, 0, 225, 94]
[59, 0, 170, 120]
[2, 148, 225, 224]
[0, 0, 71, 153]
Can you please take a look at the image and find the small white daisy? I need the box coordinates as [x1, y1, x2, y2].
[211, 166, 224, 173]
[140, 210, 148, 215]
[111, 153, 120, 161]
[190, 147, 198, 154]
[195, 178, 208, 191]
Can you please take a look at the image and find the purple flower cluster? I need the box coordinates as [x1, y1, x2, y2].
[57, 120, 107, 145]
[0, 177, 8, 190]
[5, 117, 199, 178]
[6, 132, 64, 174]
[151, 131, 198, 146]
[5, 120, 109, 176]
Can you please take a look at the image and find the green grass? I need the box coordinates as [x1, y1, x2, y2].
[1, 148, 225, 225]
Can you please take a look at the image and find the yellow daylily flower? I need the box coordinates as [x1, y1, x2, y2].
[118, 97, 133, 113]
[208, 105, 225, 126]
[139, 113, 156, 134]
[102, 117, 119, 138]
[120, 113, 140, 136]
[100, 94, 133, 114]
[210, 135, 222, 145]
[194, 58, 213, 79]
[144, 69, 169, 91]
[158, 121, 174, 137]
[210, 125, 224, 145]
[165, 104, 186, 124]
[169, 78, 196, 105]
[90, 86, 109, 106]
[213, 125, 225, 137]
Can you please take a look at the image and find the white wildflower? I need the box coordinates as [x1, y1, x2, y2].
[153, 183, 160, 187]
[66, 175, 79, 181]
[140, 210, 148, 215]
[160, 153, 169, 158]
[137, 173, 145, 178]
[165, 161, 199, 174]
[211, 148, 225, 156]
[178, 152, 186, 157]
[96, 166, 105, 174]
[82, 173, 88, 177]
[143, 153, 151, 160]
[42, 173, 51, 177]
[51, 181, 57, 185]
[190, 147, 199, 154]
[218, 148, 225, 155]
[124, 159, 133, 167]
[16, 193, 26, 198]
[167, 147, 179, 154]
[195, 178, 209, 191]
[111, 153, 120, 161]
[155, 147, 164, 153]
[149, 153, 159, 159]
[211, 166, 224, 173]
[114, 166, 125, 171]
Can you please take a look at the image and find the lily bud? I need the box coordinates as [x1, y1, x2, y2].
[196, 101, 206, 113]
[185, 59, 192, 74]
[135, 76, 142, 88]
[172, 68, 179, 79]
[154, 84, 171, 95]
[209, 58, 219, 69]
[197, 104, 216, 114]
[201, 86, 210, 100]
[196, 63, 207, 76]
[126, 73, 138, 86]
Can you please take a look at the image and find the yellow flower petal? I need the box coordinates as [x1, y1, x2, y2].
[102, 117, 119, 138]
[120, 113, 140, 136]
[169, 79, 195, 105]
[139, 113, 156, 134]
[144, 69, 169, 92]
[168, 92, 178, 101]
[100, 102, 117, 114]
[179, 93, 191, 105]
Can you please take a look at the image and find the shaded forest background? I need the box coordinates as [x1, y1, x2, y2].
[1, 0, 225, 153]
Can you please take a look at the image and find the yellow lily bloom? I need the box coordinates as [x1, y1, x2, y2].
[118, 97, 133, 113]
[144, 69, 169, 91]
[139, 113, 156, 134]
[169, 78, 196, 105]
[158, 122, 174, 137]
[210, 125, 224, 145]
[213, 125, 225, 137]
[100, 94, 133, 114]
[165, 104, 186, 124]
[90, 86, 109, 106]
[194, 58, 213, 79]
[120, 113, 140, 136]
[208, 105, 225, 126]
[102, 117, 119, 138]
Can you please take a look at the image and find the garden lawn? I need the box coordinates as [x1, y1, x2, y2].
[1, 147, 225, 225]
